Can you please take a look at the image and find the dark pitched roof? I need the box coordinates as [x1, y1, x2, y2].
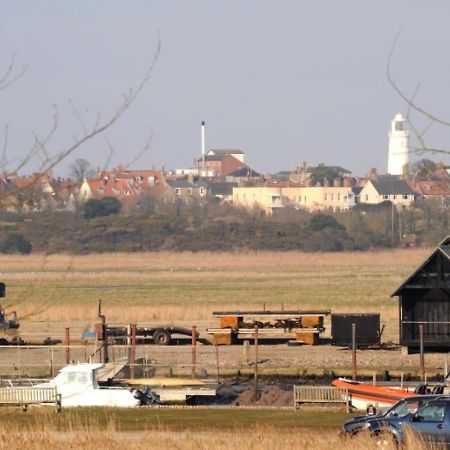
[166, 179, 194, 189]
[193, 180, 210, 188]
[272, 171, 291, 181]
[370, 176, 415, 195]
[391, 236, 450, 296]
[210, 182, 236, 195]
[209, 149, 244, 155]
[306, 165, 352, 174]
[352, 186, 363, 195]
[166, 179, 210, 189]
[228, 167, 261, 177]
[197, 155, 225, 162]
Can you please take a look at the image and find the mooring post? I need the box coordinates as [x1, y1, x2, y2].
[419, 324, 425, 382]
[65, 327, 70, 365]
[191, 325, 197, 379]
[352, 323, 357, 381]
[131, 324, 137, 379]
[254, 325, 259, 402]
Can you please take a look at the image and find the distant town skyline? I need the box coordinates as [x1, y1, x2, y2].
[2, 1, 450, 178]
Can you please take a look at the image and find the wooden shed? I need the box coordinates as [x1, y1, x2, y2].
[391, 236, 450, 351]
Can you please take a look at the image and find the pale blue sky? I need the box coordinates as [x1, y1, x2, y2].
[2, 1, 450, 177]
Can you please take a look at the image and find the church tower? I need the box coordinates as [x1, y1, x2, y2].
[388, 113, 409, 176]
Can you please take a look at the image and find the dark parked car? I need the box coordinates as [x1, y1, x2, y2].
[341, 395, 446, 437]
[368, 398, 450, 446]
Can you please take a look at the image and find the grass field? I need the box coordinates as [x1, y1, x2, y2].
[0, 407, 440, 450]
[0, 249, 429, 322]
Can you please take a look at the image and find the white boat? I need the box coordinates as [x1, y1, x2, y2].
[37, 363, 140, 408]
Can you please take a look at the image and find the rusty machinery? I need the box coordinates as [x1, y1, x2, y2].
[206, 310, 331, 345]
[0, 282, 20, 345]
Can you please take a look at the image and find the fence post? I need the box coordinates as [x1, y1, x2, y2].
[65, 328, 70, 365]
[254, 325, 259, 402]
[352, 323, 357, 381]
[191, 326, 197, 379]
[131, 324, 137, 379]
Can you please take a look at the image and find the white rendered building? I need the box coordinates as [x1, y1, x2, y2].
[388, 113, 409, 176]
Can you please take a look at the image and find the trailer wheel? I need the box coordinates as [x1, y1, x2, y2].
[153, 329, 171, 345]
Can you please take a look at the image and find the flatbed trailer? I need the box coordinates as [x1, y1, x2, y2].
[100, 326, 199, 346]
[207, 310, 331, 345]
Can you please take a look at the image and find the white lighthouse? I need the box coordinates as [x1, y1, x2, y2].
[388, 113, 409, 176]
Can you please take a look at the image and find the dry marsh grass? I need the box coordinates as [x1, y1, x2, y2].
[0, 415, 444, 450]
[0, 249, 429, 322]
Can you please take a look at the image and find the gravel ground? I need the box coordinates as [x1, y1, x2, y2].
[1, 318, 448, 380]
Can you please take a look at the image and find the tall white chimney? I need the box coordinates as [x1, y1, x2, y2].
[201, 121, 205, 176]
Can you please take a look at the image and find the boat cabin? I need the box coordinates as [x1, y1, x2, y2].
[391, 236, 450, 351]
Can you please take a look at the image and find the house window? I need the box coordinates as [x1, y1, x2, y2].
[403, 195, 408, 199]
[365, 194, 368, 201]
[187, 188, 192, 195]
[200, 187, 204, 195]
[324, 194, 327, 201]
[383, 195, 389, 200]
[330, 194, 334, 201]
[304, 196, 307, 204]
[393, 195, 397, 199]
[337, 194, 340, 201]
[175, 188, 181, 196]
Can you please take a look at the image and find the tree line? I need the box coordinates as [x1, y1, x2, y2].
[0, 194, 448, 254]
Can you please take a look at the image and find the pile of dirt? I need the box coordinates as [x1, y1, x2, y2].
[231, 385, 292, 407]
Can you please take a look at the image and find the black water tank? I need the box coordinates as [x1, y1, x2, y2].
[331, 313, 380, 346]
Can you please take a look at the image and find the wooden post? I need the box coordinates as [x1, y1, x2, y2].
[127, 324, 132, 366]
[254, 325, 259, 402]
[215, 344, 220, 382]
[242, 340, 250, 365]
[191, 325, 197, 379]
[65, 327, 70, 365]
[352, 323, 357, 381]
[131, 324, 137, 379]
[372, 371, 376, 386]
[419, 324, 425, 382]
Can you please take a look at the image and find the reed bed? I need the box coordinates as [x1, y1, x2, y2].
[0, 414, 444, 450]
[0, 249, 427, 322]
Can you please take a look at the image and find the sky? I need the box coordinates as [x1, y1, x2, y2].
[2, 1, 450, 178]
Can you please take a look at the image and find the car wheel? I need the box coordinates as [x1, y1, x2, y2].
[153, 329, 171, 345]
[373, 431, 398, 449]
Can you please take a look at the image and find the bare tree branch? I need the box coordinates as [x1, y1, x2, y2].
[387, 30, 450, 156]
[0, 38, 161, 208]
[0, 54, 28, 91]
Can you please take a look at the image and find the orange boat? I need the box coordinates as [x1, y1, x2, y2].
[332, 378, 418, 410]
